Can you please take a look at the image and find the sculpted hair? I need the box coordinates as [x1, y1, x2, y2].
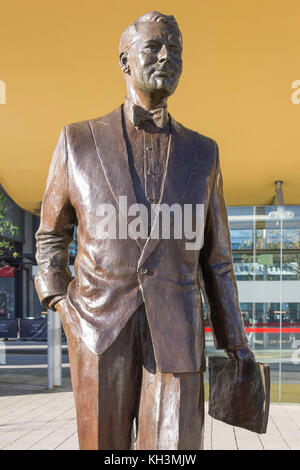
[119, 11, 182, 55]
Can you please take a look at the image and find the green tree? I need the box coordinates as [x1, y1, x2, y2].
[0, 193, 19, 260]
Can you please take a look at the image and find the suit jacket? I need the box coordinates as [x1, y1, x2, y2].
[35, 105, 248, 373]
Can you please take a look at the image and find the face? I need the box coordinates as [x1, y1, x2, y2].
[125, 22, 183, 98]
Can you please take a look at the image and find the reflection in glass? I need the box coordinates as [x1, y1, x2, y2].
[204, 205, 300, 403]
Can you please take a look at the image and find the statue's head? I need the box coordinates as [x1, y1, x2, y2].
[119, 11, 183, 102]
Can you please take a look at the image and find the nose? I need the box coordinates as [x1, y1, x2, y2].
[158, 44, 170, 64]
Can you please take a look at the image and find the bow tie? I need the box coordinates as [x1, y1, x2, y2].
[132, 104, 167, 129]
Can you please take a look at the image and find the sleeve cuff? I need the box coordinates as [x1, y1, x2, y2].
[34, 271, 71, 310]
[48, 295, 67, 311]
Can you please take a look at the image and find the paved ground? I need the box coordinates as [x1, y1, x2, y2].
[0, 388, 300, 450]
[204, 403, 300, 450]
[1, 341, 300, 450]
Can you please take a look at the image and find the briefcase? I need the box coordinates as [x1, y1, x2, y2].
[208, 355, 270, 434]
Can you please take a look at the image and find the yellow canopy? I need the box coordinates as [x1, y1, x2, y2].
[0, 0, 299, 213]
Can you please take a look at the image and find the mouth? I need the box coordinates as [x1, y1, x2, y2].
[153, 67, 175, 80]
[153, 71, 169, 78]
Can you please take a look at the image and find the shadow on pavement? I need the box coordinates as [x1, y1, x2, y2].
[0, 367, 73, 396]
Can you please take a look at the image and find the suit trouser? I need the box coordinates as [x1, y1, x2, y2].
[60, 303, 204, 450]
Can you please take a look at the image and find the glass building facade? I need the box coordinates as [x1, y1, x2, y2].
[204, 205, 300, 403]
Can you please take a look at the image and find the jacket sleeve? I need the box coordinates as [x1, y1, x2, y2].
[199, 141, 248, 350]
[35, 127, 76, 310]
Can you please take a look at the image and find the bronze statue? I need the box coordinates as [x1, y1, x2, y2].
[35, 11, 254, 450]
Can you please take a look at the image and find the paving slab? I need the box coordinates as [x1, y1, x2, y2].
[0, 386, 299, 450]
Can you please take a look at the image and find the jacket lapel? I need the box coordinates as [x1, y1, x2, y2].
[138, 118, 198, 268]
[89, 106, 143, 250]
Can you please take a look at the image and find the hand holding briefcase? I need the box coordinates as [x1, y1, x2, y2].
[208, 355, 270, 434]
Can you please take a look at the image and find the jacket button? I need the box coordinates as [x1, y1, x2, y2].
[139, 268, 153, 276]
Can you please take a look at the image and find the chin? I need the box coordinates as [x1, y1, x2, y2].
[149, 81, 174, 96]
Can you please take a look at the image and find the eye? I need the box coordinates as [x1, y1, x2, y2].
[144, 42, 160, 53]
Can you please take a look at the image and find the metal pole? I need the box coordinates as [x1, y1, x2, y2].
[279, 215, 283, 402]
[252, 206, 256, 350]
[47, 309, 62, 389]
[275, 181, 284, 206]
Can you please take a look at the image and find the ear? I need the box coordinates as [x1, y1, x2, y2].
[119, 51, 130, 74]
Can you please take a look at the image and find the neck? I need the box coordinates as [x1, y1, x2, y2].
[126, 86, 168, 110]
